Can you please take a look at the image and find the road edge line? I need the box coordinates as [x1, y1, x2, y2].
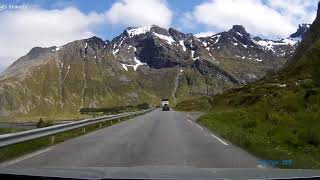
[0, 147, 52, 167]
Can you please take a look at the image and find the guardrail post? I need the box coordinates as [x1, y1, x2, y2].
[82, 128, 86, 133]
[110, 120, 113, 125]
[50, 136, 55, 145]
[99, 123, 102, 128]
[118, 118, 120, 123]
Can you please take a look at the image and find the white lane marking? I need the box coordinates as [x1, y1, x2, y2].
[211, 134, 229, 146]
[186, 116, 229, 146]
[195, 124, 204, 130]
[187, 114, 193, 119]
[187, 118, 204, 130]
[0, 147, 52, 167]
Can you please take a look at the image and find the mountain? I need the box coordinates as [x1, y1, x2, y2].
[289, 24, 311, 40]
[176, 2, 320, 169]
[0, 24, 309, 118]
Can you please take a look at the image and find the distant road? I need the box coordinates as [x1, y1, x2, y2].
[5, 109, 258, 168]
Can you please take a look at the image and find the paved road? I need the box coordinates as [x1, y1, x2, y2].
[5, 109, 258, 168]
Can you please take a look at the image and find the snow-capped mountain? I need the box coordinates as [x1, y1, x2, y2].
[0, 24, 309, 117]
[105, 24, 306, 82]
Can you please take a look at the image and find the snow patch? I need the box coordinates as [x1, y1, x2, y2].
[241, 44, 248, 48]
[121, 57, 147, 71]
[191, 50, 195, 58]
[202, 41, 208, 47]
[282, 38, 300, 46]
[113, 49, 119, 55]
[153, 33, 175, 45]
[179, 40, 186, 51]
[118, 37, 126, 47]
[254, 38, 300, 52]
[54, 46, 61, 51]
[236, 32, 243, 37]
[121, 64, 128, 71]
[213, 35, 221, 44]
[191, 50, 199, 60]
[128, 45, 137, 51]
[126, 26, 152, 38]
[193, 56, 200, 60]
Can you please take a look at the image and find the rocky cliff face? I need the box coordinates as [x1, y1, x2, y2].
[0, 24, 309, 118]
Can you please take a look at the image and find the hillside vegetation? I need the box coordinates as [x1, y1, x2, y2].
[176, 3, 320, 168]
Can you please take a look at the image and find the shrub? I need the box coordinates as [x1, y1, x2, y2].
[299, 128, 320, 146]
[136, 103, 150, 109]
[301, 79, 315, 88]
[241, 120, 257, 129]
[36, 118, 53, 128]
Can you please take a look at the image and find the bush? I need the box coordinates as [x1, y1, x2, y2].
[301, 79, 315, 88]
[136, 103, 150, 109]
[267, 112, 282, 125]
[241, 120, 257, 129]
[36, 118, 53, 128]
[299, 128, 320, 146]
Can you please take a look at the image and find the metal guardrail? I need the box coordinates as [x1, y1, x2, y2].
[0, 108, 155, 148]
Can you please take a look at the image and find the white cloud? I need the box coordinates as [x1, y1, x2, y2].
[195, 31, 216, 38]
[185, 0, 318, 38]
[0, 7, 105, 70]
[266, 0, 318, 24]
[105, 0, 172, 28]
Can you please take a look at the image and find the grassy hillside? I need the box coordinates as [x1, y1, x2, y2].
[176, 21, 320, 168]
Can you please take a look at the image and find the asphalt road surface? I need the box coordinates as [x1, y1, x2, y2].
[5, 109, 259, 168]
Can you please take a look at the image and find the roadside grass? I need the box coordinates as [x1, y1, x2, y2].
[0, 114, 92, 123]
[175, 96, 212, 111]
[176, 80, 320, 169]
[0, 114, 139, 163]
[0, 128, 25, 135]
[199, 108, 320, 169]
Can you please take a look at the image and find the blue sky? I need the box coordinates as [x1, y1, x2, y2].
[3, 0, 317, 40]
[0, 0, 318, 71]
[35, 0, 209, 40]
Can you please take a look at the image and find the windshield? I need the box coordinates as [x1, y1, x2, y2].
[0, 0, 320, 179]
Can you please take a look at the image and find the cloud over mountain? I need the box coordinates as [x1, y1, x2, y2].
[105, 0, 173, 28]
[181, 0, 317, 38]
[0, 7, 105, 68]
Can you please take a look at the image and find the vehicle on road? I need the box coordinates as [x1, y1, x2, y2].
[161, 99, 170, 111]
[162, 104, 170, 111]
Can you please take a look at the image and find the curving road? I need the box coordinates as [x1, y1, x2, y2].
[5, 109, 258, 168]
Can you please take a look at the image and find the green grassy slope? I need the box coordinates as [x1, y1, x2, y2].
[176, 3, 320, 168]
